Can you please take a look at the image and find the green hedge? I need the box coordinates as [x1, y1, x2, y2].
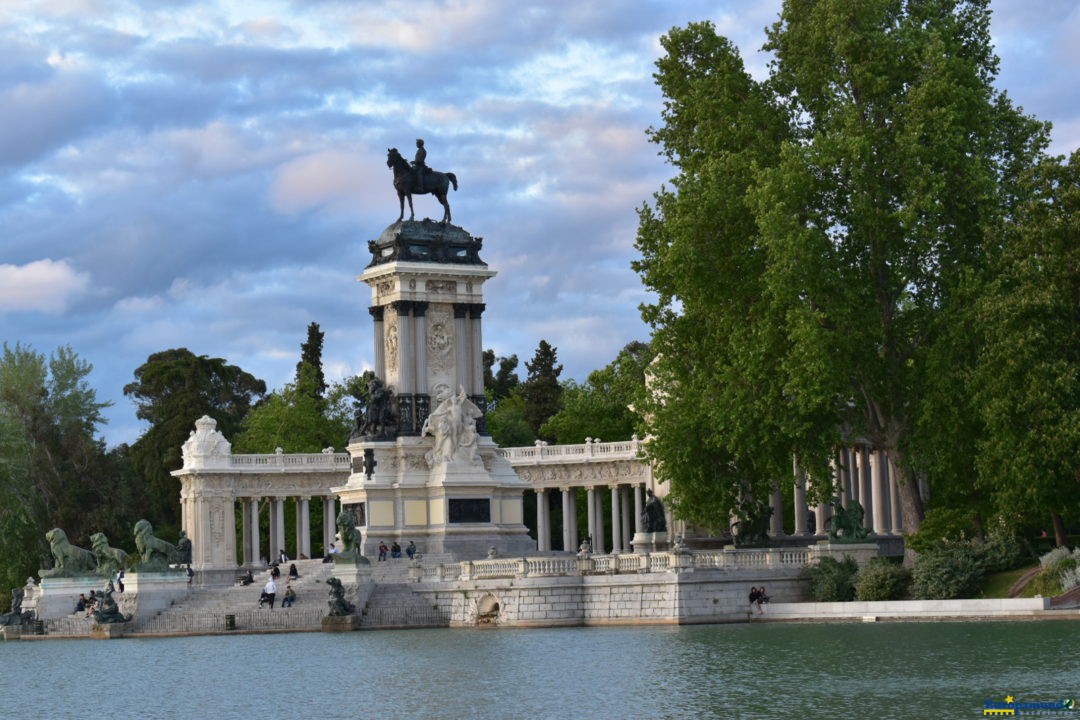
[854, 558, 910, 601]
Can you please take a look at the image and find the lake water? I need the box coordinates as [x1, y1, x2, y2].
[3, 621, 1077, 719]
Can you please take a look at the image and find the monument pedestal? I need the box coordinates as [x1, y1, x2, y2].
[125, 571, 191, 616]
[631, 531, 670, 554]
[32, 577, 107, 620]
[90, 622, 129, 639]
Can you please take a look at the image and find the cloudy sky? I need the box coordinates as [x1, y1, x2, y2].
[2, 0, 1078, 447]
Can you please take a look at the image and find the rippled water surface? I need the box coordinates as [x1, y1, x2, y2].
[3, 621, 1078, 719]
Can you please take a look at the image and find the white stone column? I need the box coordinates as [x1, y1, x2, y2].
[888, 457, 903, 535]
[593, 488, 606, 554]
[836, 453, 849, 508]
[240, 497, 252, 565]
[469, 305, 486, 397]
[561, 488, 574, 552]
[633, 485, 644, 534]
[371, 306, 386, 379]
[536, 489, 550, 552]
[413, 304, 429, 396]
[859, 447, 873, 532]
[620, 486, 632, 550]
[871, 450, 890, 535]
[586, 488, 597, 552]
[454, 305, 469, 391]
[396, 303, 414, 394]
[273, 497, 287, 560]
[848, 448, 860, 505]
[793, 460, 810, 536]
[323, 496, 336, 554]
[769, 485, 785, 537]
[250, 498, 261, 566]
[297, 497, 311, 558]
[610, 486, 622, 554]
[568, 488, 579, 551]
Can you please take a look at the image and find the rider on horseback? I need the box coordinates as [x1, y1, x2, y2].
[412, 138, 428, 192]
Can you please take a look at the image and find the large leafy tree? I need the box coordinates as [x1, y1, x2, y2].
[635, 3, 1048, 532]
[124, 349, 265, 533]
[542, 341, 653, 444]
[972, 152, 1080, 545]
[0, 344, 128, 603]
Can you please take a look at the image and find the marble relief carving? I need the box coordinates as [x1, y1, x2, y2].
[385, 317, 399, 372]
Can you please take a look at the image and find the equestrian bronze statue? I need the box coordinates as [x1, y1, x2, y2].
[386, 146, 458, 223]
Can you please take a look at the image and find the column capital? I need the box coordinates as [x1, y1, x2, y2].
[412, 301, 429, 317]
[469, 303, 486, 318]
[368, 305, 385, 321]
[390, 300, 414, 316]
[453, 303, 470, 319]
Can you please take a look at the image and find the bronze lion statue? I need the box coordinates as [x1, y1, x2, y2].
[326, 577, 355, 616]
[132, 519, 182, 571]
[336, 511, 362, 555]
[39, 528, 97, 578]
[90, 532, 130, 577]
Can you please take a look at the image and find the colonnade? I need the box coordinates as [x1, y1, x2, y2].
[533, 483, 650, 554]
[787, 447, 906, 537]
[234, 495, 338, 566]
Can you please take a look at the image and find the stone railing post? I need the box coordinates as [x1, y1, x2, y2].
[516, 558, 529, 578]
[408, 561, 423, 583]
[460, 561, 473, 581]
[671, 551, 694, 573]
[576, 556, 594, 575]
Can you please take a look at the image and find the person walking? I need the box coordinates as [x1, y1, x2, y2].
[262, 576, 278, 610]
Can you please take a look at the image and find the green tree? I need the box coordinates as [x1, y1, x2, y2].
[483, 350, 520, 405]
[635, 6, 1049, 532]
[124, 349, 265, 534]
[0, 344, 125, 603]
[486, 390, 536, 448]
[541, 341, 653, 444]
[297, 322, 327, 403]
[232, 363, 351, 453]
[520, 340, 563, 440]
[972, 152, 1080, 545]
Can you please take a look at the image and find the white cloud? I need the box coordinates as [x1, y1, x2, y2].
[0, 258, 90, 313]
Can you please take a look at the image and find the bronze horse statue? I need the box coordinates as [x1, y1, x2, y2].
[386, 148, 458, 223]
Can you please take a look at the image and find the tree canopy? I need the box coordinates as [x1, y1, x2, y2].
[520, 340, 564, 440]
[635, 2, 1055, 534]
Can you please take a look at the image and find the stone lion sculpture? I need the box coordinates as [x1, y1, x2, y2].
[92, 589, 131, 625]
[90, 532, 130, 577]
[39, 528, 97, 578]
[326, 577, 355, 616]
[133, 519, 182, 571]
[336, 511, 363, 555]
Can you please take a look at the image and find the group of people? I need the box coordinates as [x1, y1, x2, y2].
[75, 591, 98, 616]
[255, 559, 302, 609]
[376, 540, 417, 561]
[748, 586, 770, 615]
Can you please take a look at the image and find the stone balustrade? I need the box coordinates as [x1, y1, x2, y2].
[496, 436, 644, 465]
[408, 544, 869, 583]
[227, 451, 351, 471]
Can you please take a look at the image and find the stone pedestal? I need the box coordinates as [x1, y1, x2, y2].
[33, 576, 108, 620]
[1, 626, 23, 641]
[90, 622, 129, 639]
[321, 615, 361, 632]
[631, 531, 669, 553]
[331, 561, 376, 615]
[125, 571, 191, 616]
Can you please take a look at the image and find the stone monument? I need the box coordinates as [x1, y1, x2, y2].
[332, 211, 534, 560]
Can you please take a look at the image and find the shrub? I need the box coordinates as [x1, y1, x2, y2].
[855, 558, 911, 601]
[1061, 567, 1080, 593]
[911, 543, 985, 599]
[1039, 546, 1071, 569]
[805, 556, 858, 602]
[905, 507, 981, 555]
[979, 529, 1028, 573]
[1030, 547, 1080, 596]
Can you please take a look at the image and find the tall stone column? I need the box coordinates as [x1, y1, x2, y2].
[568, 488, 579, 551]
[769, 485, 785, 537]
[370, 306, 386, 379]
[871, 450, 890, 535]
[267, 498, 279, 562]
[323, 496, 336, 554]
[296, 496, 311, 558]
[888, 457, 903, 535]
[610, 486, 622, 553]
[273, 497, 287, 560]
[413, 302, 429, 396]
[453, 304, 469, 391]
[793, 459, 810, 536]
[561, 488, 574, 552]
[469, 304, 486, 397]
[249, 498, 261, 566]
[620, 486, 632, 551]
[593, 489, 606, 554]
[536, 489, 550, 551]
[240, 497, 252, 565]
[835, 453, 849, 508]
[586, 488, 597, 552]
[633, 485, 644, 534]
[848, 448, 860, 505]
[859, 447, 873, 532]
